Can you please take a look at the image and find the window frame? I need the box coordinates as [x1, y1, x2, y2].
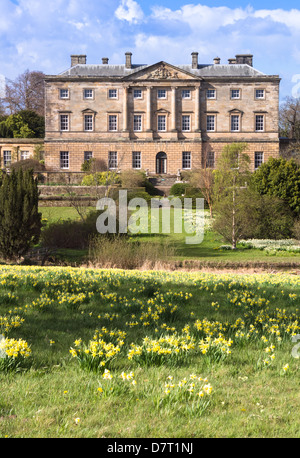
[255, 89, 265, 100]
[20, 151, 30, 161]
[157, 114, 167, 132]
[84, 114, 94, 132]
[60, 114, 69, 131]
[108, 151, 118, 169]
[206, 151, 215, 168]
[231, 114, 240, 132]
[60, 151, 69, 169]
[255, 114, 264, 132]
[83, 88, 94, 100]
[84, 151, 93, 162]
[132, 151, 141, 169]
[206, 114, 215, 132]
[133, 89, 142, 99]
[182, 89, 191, 99]
[182, 151, 191, 170]
[207, 89, 216, 100]
[133, 114, 142, 132]
[231, 89, 240, 100]
[157, 89, 167, 99]
[255, 151, 264, 170]
[3, 150, 11, 167]
[59, 88, 69, 99]
[108, 89, 118, 99]
[182, 115, 191, 132]
[108, 114, 118, 132]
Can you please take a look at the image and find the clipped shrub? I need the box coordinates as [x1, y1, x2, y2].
[170, 183, 188, 196]
[81, 171, 121, 186]
[120, 170, 146, 188]
[11, 159, 45, 172]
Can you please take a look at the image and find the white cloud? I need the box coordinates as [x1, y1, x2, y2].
[0, 75, 5, 98]
[0, 1, 300, 99]
[115, 0, 144, 24]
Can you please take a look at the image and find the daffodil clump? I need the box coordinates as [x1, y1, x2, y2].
[96, 369, 137, 397]
[159, 374, 213, 416]
[70, 336, 124, 372]
[0, 337, 31, 372]
[198, 335, 233, 362]
[0, 315, 25, 335]
[127, 333, 196, 366]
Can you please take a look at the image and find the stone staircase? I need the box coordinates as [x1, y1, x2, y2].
[148, 175, 179, 196]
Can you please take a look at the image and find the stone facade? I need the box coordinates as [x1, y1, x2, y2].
[44, 52, 280, 174]
[0, 139, 44, 168]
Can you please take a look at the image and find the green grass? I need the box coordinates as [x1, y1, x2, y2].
[0, 266, 300, 438]
[38, 206, 300, 266]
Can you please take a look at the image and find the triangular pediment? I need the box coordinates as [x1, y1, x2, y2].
[124, 61, 201, 81]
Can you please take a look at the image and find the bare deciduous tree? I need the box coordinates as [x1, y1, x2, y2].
[279, 96, 300, 140]
[5, 70, 45, 116]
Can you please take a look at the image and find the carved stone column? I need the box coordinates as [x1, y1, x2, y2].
[194, 85, 200, 132]
[171, 86, 177, 131]
[123, 86, 128, 132]
[146, 86, 152, 131]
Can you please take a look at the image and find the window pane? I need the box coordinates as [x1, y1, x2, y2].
[133, 115, 142, 131]
[108, 151, 118, 169]
[255, 152, 264, 169]
[60, 114, 69, 131]
[3, 150, 11, 167]
[132, 151, 141, 169]
[60, 151, 69, 169]
[108, 89, 117, 98]
[206, 115, 215, 131]
[134, 89, 142, 99]
[158, 115, 166, 131]
[182, 151, 191, 169]
[157, 89, 166, 99]
[231, 89, 240, 99]
[206, 151, 215, 168]
[255, 115, 264, 131]
[60, 89, 69, 99]
[207, 89, 216, 99]
[108, 115, 117, 131]
[84, 114, 93, 131]
[182, 115, 190, 132]
[255, 89, 264, 99]
[21, 151, 30, 161]
[84, 89, 93, 99]
[182, 90, 191, 99]
[84, 151, 93, 162]
[231, 115, 239, 131]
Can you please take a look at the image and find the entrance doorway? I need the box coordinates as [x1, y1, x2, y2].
[156, 152, 167, 174]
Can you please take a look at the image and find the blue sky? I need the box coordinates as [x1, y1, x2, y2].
[1, 0, 300, 100]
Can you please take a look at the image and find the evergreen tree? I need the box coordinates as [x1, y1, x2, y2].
[0, 169, 42, 260]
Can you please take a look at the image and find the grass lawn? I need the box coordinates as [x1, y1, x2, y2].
[38, 206, 300, 266]
[0, 266, 300, 438]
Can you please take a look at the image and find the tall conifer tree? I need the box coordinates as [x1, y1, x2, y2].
[0, 169, 41, 260]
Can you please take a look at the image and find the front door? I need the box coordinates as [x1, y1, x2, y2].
[156, 152, 167, 174]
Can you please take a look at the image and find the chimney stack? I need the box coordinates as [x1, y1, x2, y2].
[125, 52, 132, 69]
[235, 54, 253, 67]
[213, 57, 220, 65]
[228, 58, 236, 64]
[71, 55, 87, 67]
[102, 57, 109, 64]
[191, 52, 198, 69]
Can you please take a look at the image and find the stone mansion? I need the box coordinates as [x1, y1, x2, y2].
[43, 52, 280, 174]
